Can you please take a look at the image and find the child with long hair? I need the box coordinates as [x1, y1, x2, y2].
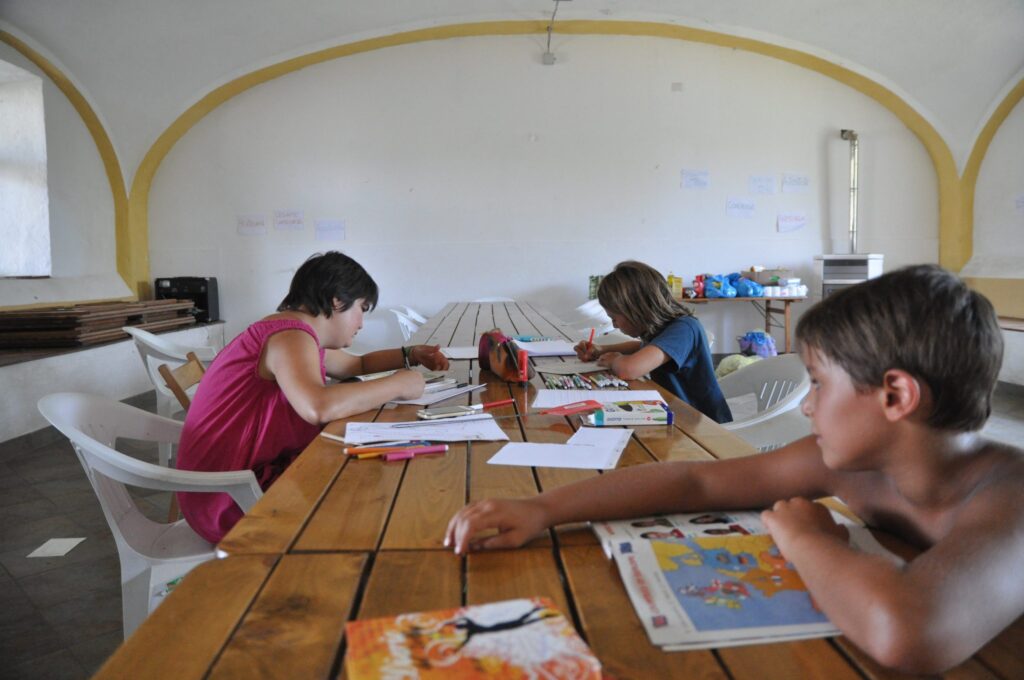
[575, 260, 731, 423]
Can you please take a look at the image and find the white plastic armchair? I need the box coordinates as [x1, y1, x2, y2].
[37, 392, 262, 638]
[397, 305, 427, 324]
[388, 309, 420, 342]
[717, 353, 811, 448]
[122, 326, 218, 466]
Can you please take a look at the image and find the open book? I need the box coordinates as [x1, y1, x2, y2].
[345, 597, 602, 679]
[591, 509, 900, 651]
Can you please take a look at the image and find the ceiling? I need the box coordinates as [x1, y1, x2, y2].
[2, 0, 1022, 181]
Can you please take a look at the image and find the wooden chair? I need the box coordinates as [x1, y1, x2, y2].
[157, 351, 206, 411]
[157, 352, 206, 520]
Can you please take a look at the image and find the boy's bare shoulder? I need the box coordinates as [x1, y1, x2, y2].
[980, 438, 1024, 486]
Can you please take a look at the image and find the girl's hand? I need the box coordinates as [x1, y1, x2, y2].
[574, 340, 600, 362]
[597, 351, 621, 368]
[444, 498, 549, 554]
[411, 344, 450, 371]
[390, 369, 426, 400]
[762, 498, 848, 556]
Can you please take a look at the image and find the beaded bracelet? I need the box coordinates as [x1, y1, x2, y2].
[401, 345, 412, 369]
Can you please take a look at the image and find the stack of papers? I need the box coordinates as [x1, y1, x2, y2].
[488, 427, 632, 470]
[343, 414, 509, 444]
[390, 383, 485, 406]
[514, 340, 577, 356]
[440, 346, 477, 360]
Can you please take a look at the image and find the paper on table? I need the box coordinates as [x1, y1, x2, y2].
[488, 428, 630, 469]
[441, 346, 478, 360]
[343, 414, 509, 444]
[536, 359, 603, 375]
[28, 538, 85, 558]
[390, 383, 485, 406]
[515, 340, 577, 356]
[532, 389, 663, 409]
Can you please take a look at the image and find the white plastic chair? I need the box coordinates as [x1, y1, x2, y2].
[718, 353, 810, 439]
[388, 309, 420, 342]
[743, 409, 813, 452]
[122, 326, 217, 466]
[37, 392, 262, 639]
[397, 305, 427, 324]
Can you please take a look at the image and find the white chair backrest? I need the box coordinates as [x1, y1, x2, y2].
[718, 354, 810, 433]
[389, 309, 420, 342]
[123, 326, 216, 403]
[399, 305, 427, 324]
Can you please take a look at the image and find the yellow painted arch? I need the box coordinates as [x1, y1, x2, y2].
[0, 30, 133, 295]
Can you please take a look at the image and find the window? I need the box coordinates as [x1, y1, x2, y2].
[0, 58, 50, 277]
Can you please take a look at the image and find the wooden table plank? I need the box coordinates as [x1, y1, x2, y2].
[409, 302, 456, 344]
[467, 547, 572, 616]
[356, 550, 463, 620]
[210, 553, 366, 678]
[95, 555, 277, 679]
[380, 443, 469, 550]
[561, 544, 728, 680]
[973, 617, 1024, 679]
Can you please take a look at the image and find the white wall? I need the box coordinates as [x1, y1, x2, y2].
[0, 324, 225, 441]
[148, 35, 938, 351]
[0, 43, 129, 307]
[963, 96, 1024, 278]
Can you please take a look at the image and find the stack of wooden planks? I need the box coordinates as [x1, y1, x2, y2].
[0, 299, 196, 348]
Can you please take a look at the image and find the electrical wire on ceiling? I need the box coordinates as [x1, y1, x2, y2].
[542, 0, 564, 65]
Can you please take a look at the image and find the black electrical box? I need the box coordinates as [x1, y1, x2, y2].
[154, 277, 219, 323]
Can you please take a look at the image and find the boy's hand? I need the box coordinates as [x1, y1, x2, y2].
[444, 498, 548, 554]
[762, 498, 849, 556]
[390, 369, 426, 400]
[597, 351, 621, 368]
[574, 340, 600, 362]
[411, 344, 450, 371]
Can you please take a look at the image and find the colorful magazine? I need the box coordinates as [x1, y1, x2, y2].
[594, 509, 899, 650]
[345, 597, 602, 679]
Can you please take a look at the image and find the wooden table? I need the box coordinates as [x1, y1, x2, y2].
[96, 302, 1022, 679]
[687, 296, 806, 353]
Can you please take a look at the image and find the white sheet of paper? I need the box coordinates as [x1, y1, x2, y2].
[726, 197, 756, 219]
[567, 427, 632, 467]
[776, 211, 807, 233]
[28, 537, 85, 558]
[441, 346, 478, 360]
[749, 175, 775, 194]
[489, 427, 631, 469]
[537, 359, 603, 375]
[274, 209, 304, 231]
[390, 383, 485, 406]
[315, 219, 345, 242]
[725, 392, 759, 421]
[516, 340, 577, 356]
[532, 389, 663, 409]
[236, 213, 266, 235]
[681, 169, 710, 189]
[343, 414, 509, 444]
[782, 172, 810, 193]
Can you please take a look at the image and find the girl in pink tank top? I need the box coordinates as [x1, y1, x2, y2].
[176, 252, 450, 543]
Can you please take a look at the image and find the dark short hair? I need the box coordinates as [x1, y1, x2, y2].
[597, 261, 692, 341]
[796, 264, 1002, 432]
[277, 251, 379, 317]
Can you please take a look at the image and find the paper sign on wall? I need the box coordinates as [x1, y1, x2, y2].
[781, 173, 810, 193]
[726, 197, 756, 219]
[237, 214, 266, 236]
[315, 219, 346, 242]
[777, 211, 807, 233]
[274, 209, 304, 231]
[681, 169, 710, 190]
[749, 175, 775, 195]
[1015, 195, 1024, 216]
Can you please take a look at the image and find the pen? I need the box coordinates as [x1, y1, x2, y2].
[357, 444, 450, 460]
[382, 445, 450, 462]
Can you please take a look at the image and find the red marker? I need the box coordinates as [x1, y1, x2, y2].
[518, 349, 529, 384]
[587, 327, 596, 355]
[473, 398, 514, 410]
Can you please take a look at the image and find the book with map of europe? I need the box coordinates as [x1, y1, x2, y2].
[592, 508, 899, 650]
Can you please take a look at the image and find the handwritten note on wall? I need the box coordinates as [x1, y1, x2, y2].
[781, 173, 810, 193]
[274, 209, 304, 231]
[777, 211, 807, 233]
[237, 214, 266, 236]
[315, 219, 346, 242]
[726, 197, 756, 219]
[681, 169, 710, 190]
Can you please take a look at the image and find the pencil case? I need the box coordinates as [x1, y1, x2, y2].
[478, 328, 536, 383]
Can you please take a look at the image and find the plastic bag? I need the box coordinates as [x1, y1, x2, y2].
[737, 330, 777, 357]
[734, 277, 764, 298]
[704, 275, 737, 298]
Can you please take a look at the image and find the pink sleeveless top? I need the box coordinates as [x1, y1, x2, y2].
[176, 319, 325, 543]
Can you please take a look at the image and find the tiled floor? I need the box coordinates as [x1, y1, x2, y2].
[1, 385, 1022, 679]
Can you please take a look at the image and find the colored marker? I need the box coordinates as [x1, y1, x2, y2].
[518, 349, 529, 384]
[587, 327, 595, 354]
[382, 445, 450, 461]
